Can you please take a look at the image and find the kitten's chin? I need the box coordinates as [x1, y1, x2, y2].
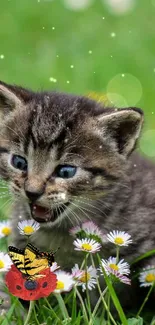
[30, 203, 69, 223]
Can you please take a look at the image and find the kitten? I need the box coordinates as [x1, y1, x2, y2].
[0, 80, 155, 306]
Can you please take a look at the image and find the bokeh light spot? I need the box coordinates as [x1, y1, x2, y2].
[106, 93, 128, 108]
[107, 73, 142, 106]
[49, 77, 57, 83]
[103, 0, 135, 15]
[111, 32, 116, 38]
[63, 0, 93, 11]
[140, 130, 155, 157]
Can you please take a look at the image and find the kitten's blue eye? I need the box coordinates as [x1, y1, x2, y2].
[11, 155, 28, 172]
[56, 165, 77, 179]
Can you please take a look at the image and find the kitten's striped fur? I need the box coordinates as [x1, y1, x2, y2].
[0, 80, 155, 309]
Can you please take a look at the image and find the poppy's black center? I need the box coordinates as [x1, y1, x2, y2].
[24, 280, 38, 290]
[42, 281, 48, 288]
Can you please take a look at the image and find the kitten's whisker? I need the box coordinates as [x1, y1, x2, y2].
[60, 203, 75, 226]
[72, 195, 107, 215]
[79, 144, 97, 154]
[0, 138, 21, 147]
[64, 136, 80, 151]
[65, 202, 81, 225]
[0, 123, 26, 142]
[56, 205, 61, 227]
[64, 152, 84, 160]
[0, 197, 13, 212]
[70, 201, 93, 222]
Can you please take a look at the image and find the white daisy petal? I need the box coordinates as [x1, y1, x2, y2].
[0, 252, 13, 272]
[107, 230, 132, 246]
[114, 273, 131, 285]
[70, 221, 106, 243]
[73, 238, 101, 253]
[50, 262, 60, 272]
[0, 221, 12, 238]
[139, 266, 155, 287]
[72, 264, 97, 292]
[54, 270, 74, 293]
[71, 264, 83, 280]
[69, 225, 81, 236]
[17, 220, 40, 236]
[100, 257, 130, 275]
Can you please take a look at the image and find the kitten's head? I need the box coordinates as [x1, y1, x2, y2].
[0, 81, 143, 226]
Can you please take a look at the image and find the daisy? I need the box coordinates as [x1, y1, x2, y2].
[107, 230, 132, 246]
[0, 252, 12, 272]
[50, 262, 60, 272]
[100, 257, 130, 276]
[0, 221, 12, 238]
[82, 221, 107, 243]
[53, 270, 74, 293]
[72, 264, 97, 291]
[73, 238, 101, 253]
[70, 225, 81, 236]
[113, 272, 131, 285]
[100, 257, 130, 285]
[72, 264, 84, 280]
[17, 220, 40, 236]
[70, 221, 106, 243]
[139, 266, 155, 287]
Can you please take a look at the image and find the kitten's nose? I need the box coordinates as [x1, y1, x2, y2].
[25, 190, 44, 202]
[24, 176, 45, 202]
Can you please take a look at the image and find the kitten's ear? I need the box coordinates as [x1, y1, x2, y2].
[97, 108, 144, 156]
[0, 84, 22, 114]
[0, 81, 31, 115]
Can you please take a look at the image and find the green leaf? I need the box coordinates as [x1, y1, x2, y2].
[131, 250, 155, 265]
[97, 254, 128, 325]
[127, 317, 143, 325]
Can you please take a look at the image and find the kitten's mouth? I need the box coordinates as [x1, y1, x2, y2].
[30, 203, 70, 223]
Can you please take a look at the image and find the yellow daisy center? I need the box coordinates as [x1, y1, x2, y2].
[0, 260, 4, 269]
[81, 243, 92, 251]
[145, 273, 155, 283]
[109, 263, 119, 271]
[114, 237, 124, 245]
[2, 227, 11, 236]
[23, 226, 34, 235]
[56, 281, 65, 290]
[79, 272, 91, 283]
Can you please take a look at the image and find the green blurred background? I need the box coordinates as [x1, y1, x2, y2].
[0, 0, 155, 158]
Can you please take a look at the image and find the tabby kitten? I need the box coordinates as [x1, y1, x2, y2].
[0, 80, 155, 279]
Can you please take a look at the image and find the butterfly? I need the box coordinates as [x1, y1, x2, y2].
[8, 243, 55, 279]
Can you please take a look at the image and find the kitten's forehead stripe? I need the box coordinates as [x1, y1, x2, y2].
[30, 130, 37, 150]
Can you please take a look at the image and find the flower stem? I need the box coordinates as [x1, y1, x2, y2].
[54, 293, 69, 320]
[136, 285, 154, 318]
[90, 254, 117, 325]
[116, 246, 119, 263]
[33, 305, 40, 325]
[44, 297, 62, 322]
[75, 287, 89, 323]
[107, 293, 111, 324]
[89, 287, 108, 324]
[24, 300, 35, 325]
[85, 254, 92, 318]
[80, 253, 89, 269]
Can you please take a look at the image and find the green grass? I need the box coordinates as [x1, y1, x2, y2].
[0, 233, 155, 325]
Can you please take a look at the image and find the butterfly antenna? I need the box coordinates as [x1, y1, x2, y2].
[53, 247, 60, 255]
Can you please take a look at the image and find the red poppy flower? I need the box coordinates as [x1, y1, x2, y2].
[5, 265, 57, 300]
